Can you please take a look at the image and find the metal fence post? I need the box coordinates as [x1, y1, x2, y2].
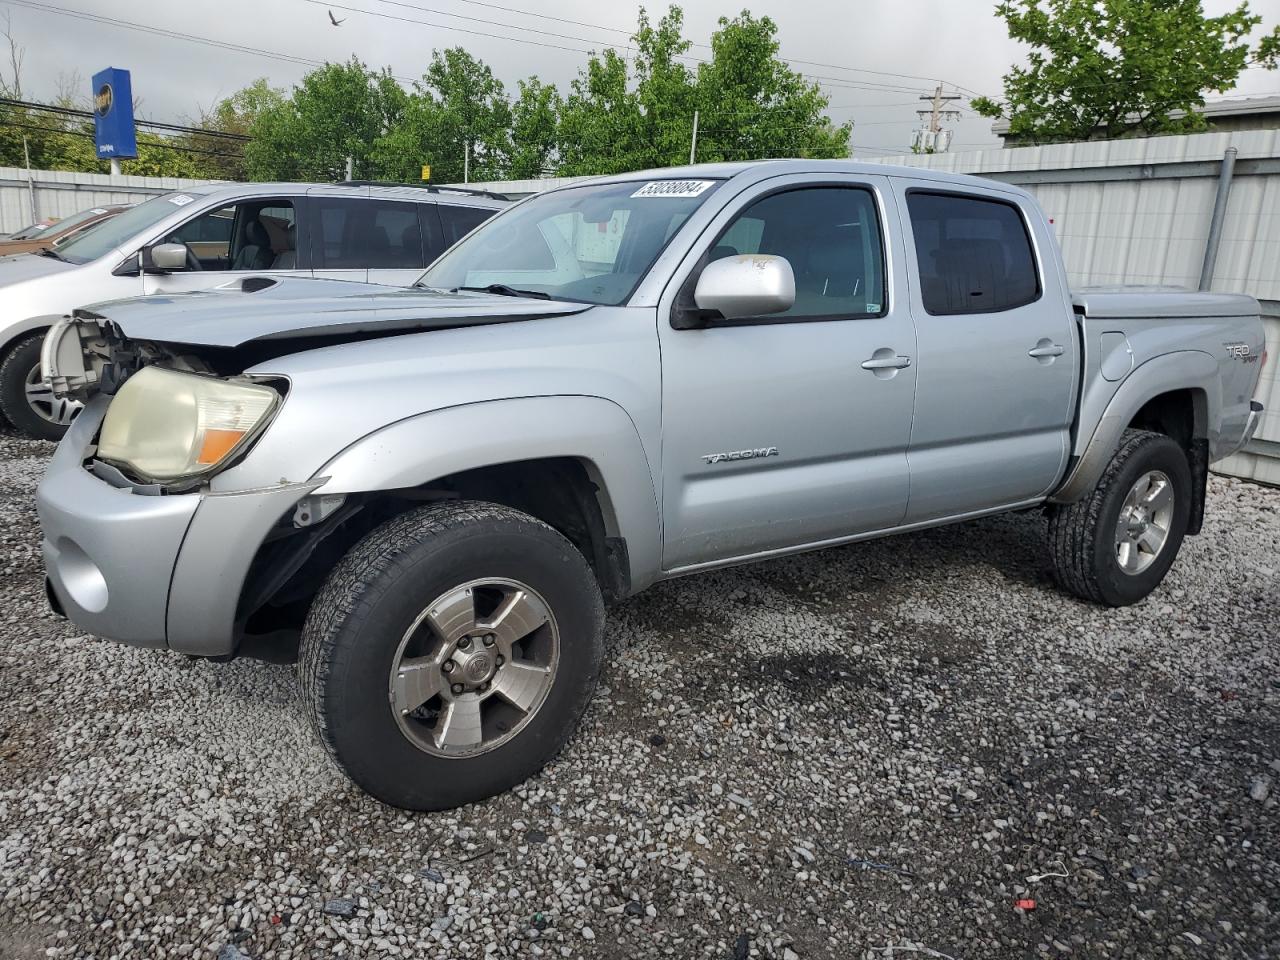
[1199, 146, 1238, 291]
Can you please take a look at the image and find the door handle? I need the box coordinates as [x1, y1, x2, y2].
[1028, 342, 1065, 359]
[861, 355, 912, 370]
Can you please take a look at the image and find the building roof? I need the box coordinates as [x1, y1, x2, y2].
[992, 95, 1280, 136]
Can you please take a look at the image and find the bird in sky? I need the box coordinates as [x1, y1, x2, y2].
[328, 9, 345, 25]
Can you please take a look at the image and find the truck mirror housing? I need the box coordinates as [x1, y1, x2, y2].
[691, 254, 795, 323]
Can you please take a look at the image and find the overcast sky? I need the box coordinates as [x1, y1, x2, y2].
[5, 0, 1280, 157]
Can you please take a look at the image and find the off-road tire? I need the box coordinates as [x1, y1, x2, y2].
[298, 500, 605, 810]
[1047, 429, 1191, 607]
[0, 333, 66, 441]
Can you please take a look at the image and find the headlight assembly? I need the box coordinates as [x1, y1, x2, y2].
[97, 366, 281, 483]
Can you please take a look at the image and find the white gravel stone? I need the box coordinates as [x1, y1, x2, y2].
[0, 434, 1275, 959]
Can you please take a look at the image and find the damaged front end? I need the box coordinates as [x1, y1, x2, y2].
[41, 309, 217, 402]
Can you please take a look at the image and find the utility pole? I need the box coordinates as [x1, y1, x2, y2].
[689, 110, 699, 165]
[913, 84, 962, 154]
[464, 139, 470, 184]
[22, 135, 35, 222]
[345, 156, 354, 180]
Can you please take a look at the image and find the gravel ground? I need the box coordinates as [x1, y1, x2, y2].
[0, 430, 1278, 960]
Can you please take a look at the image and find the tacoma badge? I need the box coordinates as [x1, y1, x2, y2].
[701, 446, 779, 465]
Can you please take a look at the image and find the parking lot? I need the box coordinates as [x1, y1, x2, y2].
[0, 427, 1277, 960]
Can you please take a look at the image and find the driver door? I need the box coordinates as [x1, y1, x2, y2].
[142, 197, 306, 294]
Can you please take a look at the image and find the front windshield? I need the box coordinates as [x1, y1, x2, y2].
[57, 192, 205, 264]
[418, 178, 723, 305]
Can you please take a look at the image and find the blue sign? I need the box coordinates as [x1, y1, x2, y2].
[92, 67, 137, 160]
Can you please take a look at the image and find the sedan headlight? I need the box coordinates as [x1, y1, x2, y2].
[97, 366, 281, 483]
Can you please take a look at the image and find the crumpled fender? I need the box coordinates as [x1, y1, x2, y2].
[312, 394, 662, 593]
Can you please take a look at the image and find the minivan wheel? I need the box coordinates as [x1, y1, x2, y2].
[298, 500, 605, 811]
[0, 333, 80, 441]
[1047, 429, 1191, 607]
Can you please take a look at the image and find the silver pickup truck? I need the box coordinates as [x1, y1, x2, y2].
[37, 160, 1265, 810]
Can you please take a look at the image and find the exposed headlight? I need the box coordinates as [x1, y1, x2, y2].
[97, 366, 280, 483]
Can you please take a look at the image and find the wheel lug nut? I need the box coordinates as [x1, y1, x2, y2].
[442, 661, 455, 673]
[451, 683, 465, 695]
[496, 654, 505, 666]
[458, 637, 472, 650]
[479, 681, 490, 692]
[483, 633, 495, 647]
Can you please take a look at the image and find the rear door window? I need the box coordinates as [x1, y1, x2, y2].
[906, 191, 1040, 315]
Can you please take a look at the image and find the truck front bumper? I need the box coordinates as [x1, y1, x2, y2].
[38, 398, 322, 657]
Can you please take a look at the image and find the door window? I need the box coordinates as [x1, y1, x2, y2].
[707, 187, 886, 321]
[438, 204, 497, 246]
[313, 198, 436, 270]
[163, 199, 296, 271]
[906, 192, 1040, 315]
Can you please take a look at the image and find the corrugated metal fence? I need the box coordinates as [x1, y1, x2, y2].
[0, 166, 217, 232]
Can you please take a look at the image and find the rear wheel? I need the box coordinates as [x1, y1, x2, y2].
[1048, 429, 1191, 606]
[0, 333, 80, 441]
[298, 500, 605, 810]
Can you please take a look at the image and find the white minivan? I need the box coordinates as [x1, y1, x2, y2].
[0, 181, 505, 438]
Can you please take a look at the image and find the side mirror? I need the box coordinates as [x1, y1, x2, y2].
[143, 242, 189, 272]
[691, 254, 795, 323]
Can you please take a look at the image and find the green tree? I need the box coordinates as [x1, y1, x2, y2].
[693, 11, 851, 162]
[972, 0, 1280, 142]
[371, 48, 511, 183]
[556, 48, 647, 175]
[508, 77, 561, 179]
[245, 58, 405, 181]
[187, 78, 286, 179]
[557, 6, 849, 176]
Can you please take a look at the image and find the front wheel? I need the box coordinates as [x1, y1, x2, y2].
[298, 501, 605, 810]
[1047, 429, 1191, 606]
[0, 333, 81, 441]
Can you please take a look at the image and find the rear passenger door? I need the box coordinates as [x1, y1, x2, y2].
[899, 185, 1076, 523]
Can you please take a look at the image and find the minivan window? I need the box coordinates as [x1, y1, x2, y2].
[438, 204, 497, 246]
[164, 200, 296, 271]
[57, 193, 210, 264]
[419, 180, 722, 305]
[708, 186, 887, 321]
[313, 198, 437, 270]
[907, 191, 1039, 315]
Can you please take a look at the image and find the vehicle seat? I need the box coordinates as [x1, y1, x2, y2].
[271, 223, 297, 270]
[232, 219, 274, 271]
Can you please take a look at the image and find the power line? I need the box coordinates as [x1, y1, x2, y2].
[362, 0, 973, 91]
[0, 119, 245, 159]
[0, 97, 252, 141]
[310, 0, 936, 96]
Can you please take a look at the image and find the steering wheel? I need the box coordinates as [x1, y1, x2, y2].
[184, 245, 204, 271]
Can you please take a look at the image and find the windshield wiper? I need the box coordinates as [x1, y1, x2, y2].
[35, 248, 66, 261]
[457, 283, 551, 300]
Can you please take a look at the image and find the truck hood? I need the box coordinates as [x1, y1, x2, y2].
[76, 276, 591, 348]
